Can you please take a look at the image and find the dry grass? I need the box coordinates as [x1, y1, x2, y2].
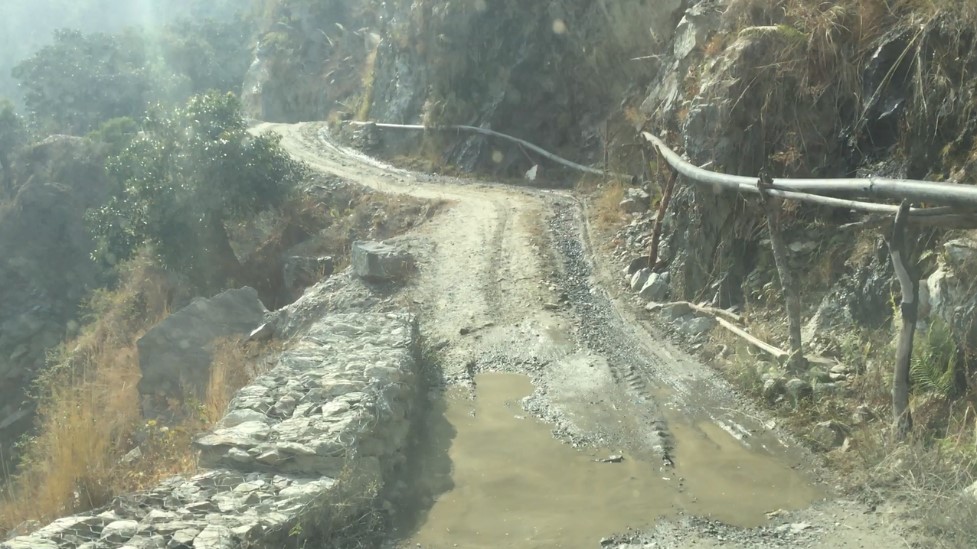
[593, 179, 626, 230]
[0, 256, 276, 536]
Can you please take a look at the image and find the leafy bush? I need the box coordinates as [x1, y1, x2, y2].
[89, 92, 305, 290]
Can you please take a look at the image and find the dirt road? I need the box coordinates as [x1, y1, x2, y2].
[257, 122, 917, 548]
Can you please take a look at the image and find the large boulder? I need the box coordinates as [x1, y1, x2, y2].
[351, 240, 415, 282]
[137, 287, 267, 414]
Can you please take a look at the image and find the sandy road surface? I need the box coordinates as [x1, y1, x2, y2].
[257, 122, 918, 548]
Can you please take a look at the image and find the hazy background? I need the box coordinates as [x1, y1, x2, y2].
[0, 0, 246, 105]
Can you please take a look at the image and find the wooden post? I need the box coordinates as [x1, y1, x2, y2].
[887, 200, 916, 439]
[758, 170, 806, 372]
[647, 151, 678, 272]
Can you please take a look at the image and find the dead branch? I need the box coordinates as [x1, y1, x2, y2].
[758, 170, 806, 372]
[887, 200, 917, 440]
[716, 317, 789, 361]
[647, 165, 678, 271]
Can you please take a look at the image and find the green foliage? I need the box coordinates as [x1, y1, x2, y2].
[89, 92, 304, 289]
[0, 100, 27, 194]
[87, 117, 140, 156]
[912, 318, 960, 398]
[12, 29, 159, 135]
[158, 17, 255, 96]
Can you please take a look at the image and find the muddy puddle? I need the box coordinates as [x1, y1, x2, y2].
[394, 373, 822, 548]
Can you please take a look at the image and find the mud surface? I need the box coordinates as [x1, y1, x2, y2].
[257, 122, 916, 548]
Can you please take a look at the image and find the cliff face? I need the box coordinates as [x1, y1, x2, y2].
[246, 0, 682, 173]
[0, 136, 113, 459]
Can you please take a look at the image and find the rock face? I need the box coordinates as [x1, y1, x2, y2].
[282, 255, 335, 297]
[137, 287, 268, 414]
[926, 237, 977, 358]
[3, 307, 420, 549]
[351, 240, 415, 282]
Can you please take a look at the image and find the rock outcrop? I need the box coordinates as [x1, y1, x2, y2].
[137, 287, 268, 415]
[3, 305, 420, 548]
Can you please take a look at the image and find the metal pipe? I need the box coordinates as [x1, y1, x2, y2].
[642, 132, 977, 209]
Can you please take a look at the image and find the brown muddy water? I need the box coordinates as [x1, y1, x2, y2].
[394, 373, 822, 548]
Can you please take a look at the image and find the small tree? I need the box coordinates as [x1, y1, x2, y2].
[90, 92, 304, 290]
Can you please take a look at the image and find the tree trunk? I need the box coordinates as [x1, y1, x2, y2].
[759, 172, 806, 372]
[197, 214, 245, 291]
[888, 200, 916, 439]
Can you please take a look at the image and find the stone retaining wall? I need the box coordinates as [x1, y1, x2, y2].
[2, 311, 419, 549]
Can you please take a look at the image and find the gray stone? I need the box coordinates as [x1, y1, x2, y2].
[351, 241, 415, 281]
[851, 404, 875, 425]
[283, 256, 335, 295]
[812, 382, 840, 399]
[192, 524, 235, 549]
[809, 421, 846, 450]
[100, 520, 139, 542]
[621, 188, 651, 214]
[963, 480, 977, 502]
[807, 367, 832, 384]
[638, 273, 669, 301]
[626, 256, 650, 275]
[630, 268, 652, 292]
[619, 198, 645, 214]
[762, 377, 787, 404]
[679, 316, 716, 337]
[926, 239, 977, 356]
[660, 301, 694, 320]
[786, 378, 813, 406]
[137, 288, 267, 412]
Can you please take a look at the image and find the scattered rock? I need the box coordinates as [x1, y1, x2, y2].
[638, 273, 669, 301]
[678, 316, 716, 337]
[283, 255, 335, 295]
[762, 377, 787, 404]
[788, 241, 818, 254]
[809, 421, 846, 451]
[812, 381, 840, 399]
[786, 378, 813, 406]
[660, 301, 693, 320]
[851, 404, 875, 425]
[626, 256, 650, 275]
[963, 480, 977, 502]
[100, 520, 138, 542]
[619, 198, 644, 214]
[630, 268, 652, 292]
[351, 240, 415, 282]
